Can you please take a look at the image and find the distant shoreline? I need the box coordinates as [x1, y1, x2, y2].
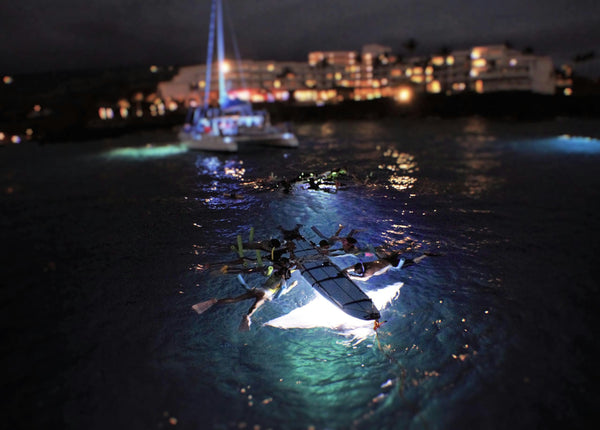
[2, 92, 600, 144]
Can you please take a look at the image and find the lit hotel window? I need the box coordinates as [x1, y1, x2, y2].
[267, 64, 275, 72]
[446, 56, 455, 66]
[475, 80, 484, 93]
[472, 58, 486, 68]
[509, 58, 518, 66]
[98, 107, 114, 120]
[432, 56, 445, 66]
[427, 80, 442, 93]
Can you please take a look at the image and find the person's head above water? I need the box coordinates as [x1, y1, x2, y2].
[353, 262, 365, 275]
[342, 236, 357, 251]
[387, 252, 403, 267]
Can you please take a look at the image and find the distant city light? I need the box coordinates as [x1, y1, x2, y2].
[452, 82, 466, 92]
[472, 58, 486, 68]
[149, 65, 158, 73]
[432, 56, 445, 66]
[98, 107, 114, 120]
[3, 76, 13, 84]
[395, 87, 412, 103]
[427, 80, 442, 93]
[475, 80, 484, 93]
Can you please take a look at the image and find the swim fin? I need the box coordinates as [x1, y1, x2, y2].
[192, 298, 218, 314]
[239, 315, 251, 332]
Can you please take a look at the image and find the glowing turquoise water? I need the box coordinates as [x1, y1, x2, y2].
[2, 118, 597, 429]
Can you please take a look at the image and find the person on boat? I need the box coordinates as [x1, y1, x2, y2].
[344, 251, 440, 281]
[192, 261, 297, 331]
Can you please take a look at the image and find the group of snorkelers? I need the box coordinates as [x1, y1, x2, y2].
[258, 168, 352, 194]
[192, 224, 440, 331]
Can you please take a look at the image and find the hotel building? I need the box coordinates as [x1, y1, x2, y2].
[158, 44, 561, 106]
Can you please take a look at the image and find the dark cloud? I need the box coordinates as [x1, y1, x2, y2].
[1, 0, 599, 75]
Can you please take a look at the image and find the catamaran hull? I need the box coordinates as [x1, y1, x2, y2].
[179, 131, 238, 152]
[235, 131, 299, 148]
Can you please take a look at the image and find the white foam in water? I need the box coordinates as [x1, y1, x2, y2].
[264, 282, 402, 342]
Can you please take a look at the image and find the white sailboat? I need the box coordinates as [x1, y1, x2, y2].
[179, 0, 298, 152]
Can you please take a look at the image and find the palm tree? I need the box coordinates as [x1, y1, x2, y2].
[573, 51, 596, 63]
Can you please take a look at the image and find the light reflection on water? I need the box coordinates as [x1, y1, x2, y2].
[188, 156, 461, 428]
[143, 119, 595, 429]
[3, 119, 596, 430]
[104, 143, 188, 159]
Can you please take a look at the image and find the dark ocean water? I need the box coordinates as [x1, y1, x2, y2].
[2, 117, 599, 430]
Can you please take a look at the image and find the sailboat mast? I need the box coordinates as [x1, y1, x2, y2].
[217, 0, 227, 107]
[203, 0, 217, 109]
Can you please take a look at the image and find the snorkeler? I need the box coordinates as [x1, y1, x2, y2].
[192, 261, 297, 331]
[344, 251, 441, 281]
[277, 224, 304, 241]
[241, 238, 282, 252]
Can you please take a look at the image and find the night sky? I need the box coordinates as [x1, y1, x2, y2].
[1, 0, 599, 76]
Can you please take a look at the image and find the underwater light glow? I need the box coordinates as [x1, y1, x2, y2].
[265, 282, 402, 343]
[536, 135, 600, 154]
[106, 144, 188, 159]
